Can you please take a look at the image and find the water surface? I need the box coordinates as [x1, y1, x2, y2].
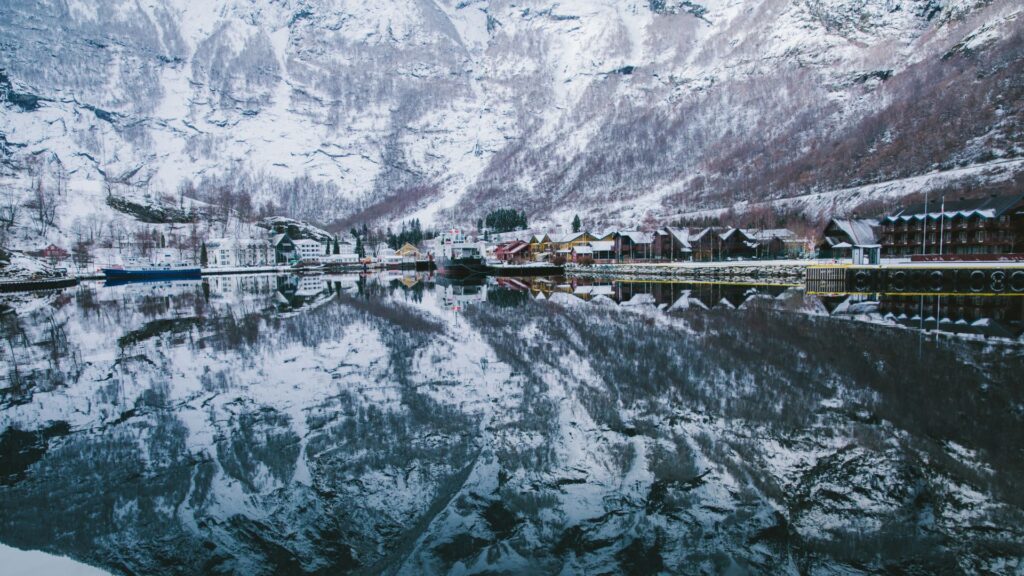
[1, 273, 1022, 575]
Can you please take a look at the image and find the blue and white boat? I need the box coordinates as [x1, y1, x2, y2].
[102, 262, 201, 281]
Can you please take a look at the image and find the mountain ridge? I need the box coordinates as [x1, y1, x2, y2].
[0, 0, 1021, 232]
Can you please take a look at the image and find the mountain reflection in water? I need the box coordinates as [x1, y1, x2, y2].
[1, 273, 1022, 575]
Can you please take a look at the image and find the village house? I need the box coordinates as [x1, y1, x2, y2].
[652, 228, 693, 261]
[337, 239, 357, 255]
[294, 238, 326, 260]
[207, 238, 274, 268]
[495, 240, 530, 263]
[879, 192, 1024, 257]
[373, 242, 396, 261]
[35, 244, 69, 262]
[587, 240, 617, 263]
[615, 231, 654, 261]
[550, 232, 594, 255]
[718, 228, 758, 259]
[528, 233, 552, 259]
[394, 242, 423, 260]
[271, 233, 296, 264]
[570, 244, 593, 263]
[817, 218, 879, 259]
[745, 228, 808, 259]
[688, 228, 724, 261]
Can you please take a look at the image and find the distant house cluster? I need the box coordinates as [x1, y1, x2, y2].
[490, 227, 812, 264]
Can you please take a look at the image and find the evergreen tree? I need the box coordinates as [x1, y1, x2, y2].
[200, 242, 208, 267]
[355, 236, 365, 258]
[572, 214, 581, 233]
[333, 237, 340, 254]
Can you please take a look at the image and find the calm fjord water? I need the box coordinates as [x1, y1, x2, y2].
[1, 274, 1022, 575]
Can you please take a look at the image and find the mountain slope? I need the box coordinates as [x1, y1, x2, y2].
[1, 0, 1021, 230]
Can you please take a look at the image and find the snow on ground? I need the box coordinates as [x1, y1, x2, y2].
[0, 544, 111, 576]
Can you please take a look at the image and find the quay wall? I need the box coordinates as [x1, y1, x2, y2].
[567, 261, 810, 281]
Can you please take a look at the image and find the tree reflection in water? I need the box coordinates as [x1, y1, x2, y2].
[0, 274, 1021, 575]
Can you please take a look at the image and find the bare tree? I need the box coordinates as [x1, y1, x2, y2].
[24, 176, 57, 234]
[0, 186, 21, 242]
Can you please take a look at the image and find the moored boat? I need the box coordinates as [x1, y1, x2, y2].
[102, 264, 201, 281]
[434, 229, 488, 277]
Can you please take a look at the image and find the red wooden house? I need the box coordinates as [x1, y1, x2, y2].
[495, 240, 530, 263]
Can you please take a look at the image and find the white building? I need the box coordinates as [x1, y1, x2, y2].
[207, 238, 275, 268]
[338, 240, 357, 255]
[293, 238, 325, 260]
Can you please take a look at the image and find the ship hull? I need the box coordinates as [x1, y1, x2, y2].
[435, 257, 488, 277]
[102, 267, 202, 281]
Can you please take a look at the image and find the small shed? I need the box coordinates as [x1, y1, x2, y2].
[853, 244, 881, 265]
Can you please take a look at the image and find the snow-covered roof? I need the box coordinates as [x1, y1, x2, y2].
[744, 228, 797, 241]
[619, 231, 652, 244]
[887, 193, 1024, 221]
[664, 227, 692, 248]
[572, 246, 594, 254]
[830, 219, 878, 245]
[588, 240, 615, 252]
[207, 237, 268, 249]
[550, 231, 587, 243]
[293, 238, 322, 248]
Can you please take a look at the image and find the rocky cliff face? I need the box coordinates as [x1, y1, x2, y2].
[1, 0, 1022, 228]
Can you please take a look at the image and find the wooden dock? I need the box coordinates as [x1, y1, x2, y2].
[807, 264, 1024, 295]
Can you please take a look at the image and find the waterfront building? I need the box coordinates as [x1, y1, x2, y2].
[652, 228, 693, 261]
[271, 233, 297, 264]
[207, 238, 274, 267]
[615, 231, 654, 261]
[495, 240, 530, 263]
[879, 193, 1024, 257]
[817, 219, 879, 259]
[294, 238, 325, 260]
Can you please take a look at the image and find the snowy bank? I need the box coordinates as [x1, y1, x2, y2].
[0, 543, 110, 576]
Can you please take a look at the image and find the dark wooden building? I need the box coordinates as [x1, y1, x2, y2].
[652, 228, 693, 261]
[689, 227, 724, 262]
[615, 231, 654, 261]
[879, 193, 1024, 257]
[817, 219, 879, 259]
[719, 228, 758, 259]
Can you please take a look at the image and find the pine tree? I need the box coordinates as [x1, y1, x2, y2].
[200, 242, 208, 267]
[355, 236, 365, 258]
[572, 214, 581, 233]
[333, 237, 340, 254]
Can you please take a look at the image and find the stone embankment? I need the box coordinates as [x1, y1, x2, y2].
[566, 261, 810, 282]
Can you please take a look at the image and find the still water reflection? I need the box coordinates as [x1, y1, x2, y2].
[1, 273, 1022, 575]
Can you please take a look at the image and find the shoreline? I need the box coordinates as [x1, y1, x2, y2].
[566, 260, 811, 281]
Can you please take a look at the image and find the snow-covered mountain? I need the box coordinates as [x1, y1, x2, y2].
[1, 0, 1022, 229]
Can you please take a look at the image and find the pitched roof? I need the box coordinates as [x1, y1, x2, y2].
[550, 231, 587, 243]
[830, 219, 878, 245]
[744, 228, 797, 241]
[619, 230, 652, 244]
[588, 240, 616, 252]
